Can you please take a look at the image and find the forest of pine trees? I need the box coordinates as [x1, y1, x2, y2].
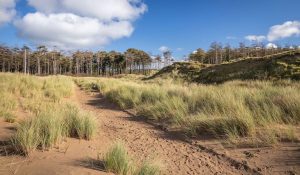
[0, 46, 154, 76]
[0, 42, 298, 76]
[189, 42, 299, 64]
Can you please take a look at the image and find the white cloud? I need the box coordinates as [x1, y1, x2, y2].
[0, 0, 16, 25]
[245, 35, 266, 42]
[177, 48, 183, 51]
[267, 21, 300, 41]
[15, 13, 134, 49]
[27, 0, 147, 21]
[266, 43, 278, 49]
[15, 0, 147, 49]
[159, 46, 169, 52]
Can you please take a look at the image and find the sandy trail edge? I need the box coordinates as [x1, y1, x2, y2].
[0, 86, 258, 175]
[73, 86, 257, 175]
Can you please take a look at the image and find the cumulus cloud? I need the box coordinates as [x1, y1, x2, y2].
[27, 0, 147, 21]
[15, 0, 147, 49]
[0, 0, 16, 25]
[15, 13, 134, 48]
[245, 35, 266, 42]
[267, 21, 300, 41]
[159, 46, 169, 52]
[266, 43, 278, 49]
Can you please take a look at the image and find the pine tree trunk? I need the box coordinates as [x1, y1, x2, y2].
[38, 58, 41, 75]
[24, 49, 27, 74]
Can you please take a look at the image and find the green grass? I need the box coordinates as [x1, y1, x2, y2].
[0, 73, 97, 155]
[76, 78, 300, 146]
[148, 52, 300, 84]
[11, 103, 98, 155]
[135, 160, 162, 175]
[103, 142, 162, 175]
[0, 92, 18, 120]
[64, 104, 97, 140]
[104, 142, 133, 175]
[3, 112, 17, 123]
[11, 119, 41, 155]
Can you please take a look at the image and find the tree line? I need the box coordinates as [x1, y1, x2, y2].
[188, 42, 299, 64]
[0, 45, 157, 76]
[1, 42, 298, 76]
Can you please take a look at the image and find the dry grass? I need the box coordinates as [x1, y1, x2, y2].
[103, 142, 162, 175]
[104, 142, 133, 175]
[0, 73, 97, 155]
[11, 103, 98, 155]
[76, 77, 300, 146]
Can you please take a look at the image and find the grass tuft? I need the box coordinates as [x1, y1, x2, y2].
[11, 103, 98, 155]
[104, 142, 132, 175]
[76, 77, 300, 146]
[135, 160, 162, 175]
[4, 112, 17, 123]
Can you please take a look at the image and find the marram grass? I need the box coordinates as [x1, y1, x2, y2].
[77, 77, 300, 145]
[11, 103, 98, 155]
[0, 73, 97, 155]
[103, 142, 163, 175]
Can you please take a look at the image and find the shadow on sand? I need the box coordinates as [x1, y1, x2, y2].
[73, 157, 106, 172]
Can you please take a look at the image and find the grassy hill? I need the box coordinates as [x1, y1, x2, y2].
[147, 61, 208, 81]
[148, 51, 300, 83]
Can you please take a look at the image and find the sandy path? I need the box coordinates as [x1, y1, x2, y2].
[73, 87, 255, 175]
[0, 86, 256, 175]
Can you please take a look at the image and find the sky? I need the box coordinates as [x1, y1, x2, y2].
[0, 0, 300, 59]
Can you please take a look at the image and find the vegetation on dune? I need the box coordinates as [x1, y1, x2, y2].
[1, 41, 298, 79]
[77, 78, 300, 146]
[104, 142, 162, 175]
[196, 52, 300, 83]
[0, 73, 97, 155]
[135, 160, 162, 175]
[104, 142, 133, 175]
[149, 51, 300, 83]
[4, 113, 17, 123]
[11, 103, 97, 155]
[146, 62, 207, 82]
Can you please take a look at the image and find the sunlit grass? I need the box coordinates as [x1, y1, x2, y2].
[103, 142, 163, 175]
[135, 160, 163, 175]
[76, 77, 300, 145]
[104, 142, 133, 175]
[11, 103, 98, 155]
[0, 73, 97, 155]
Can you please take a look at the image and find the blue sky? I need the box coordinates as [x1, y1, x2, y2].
[0, 0, 300, 59]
